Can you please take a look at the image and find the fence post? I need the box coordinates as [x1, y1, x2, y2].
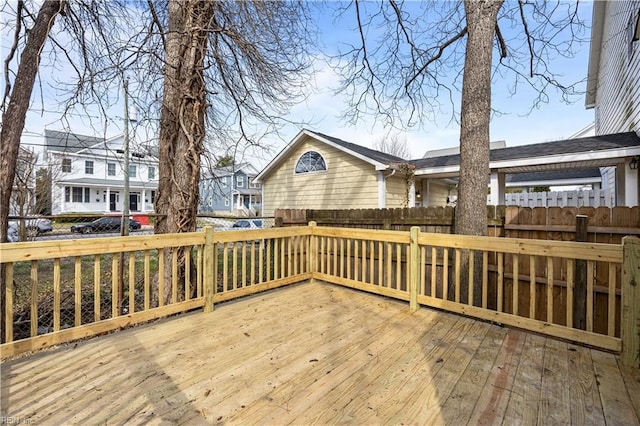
[409, 226, 420, 311]
[309, 221, 317, 282]
[622, 236, 640, 368]
[574, 214, 588, 330]
[203, 226, 215, 313]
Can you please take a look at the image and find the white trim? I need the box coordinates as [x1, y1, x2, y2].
[506, 176, 601, 188]
[585, 0, 607, 108]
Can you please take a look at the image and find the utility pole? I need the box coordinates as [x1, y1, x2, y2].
[119, 79, 131, 315]
[121, 78, 131, 237]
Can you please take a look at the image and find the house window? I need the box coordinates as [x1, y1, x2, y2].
[224, 197, 230, 207]
[85, 160, 94, 174]
[222, 176, 228, 187]
[236, 175, 244, 187]
[107, 162, 116, 176]
[295, 151, 326, 174]
[151, 190, 156, 204]
[250, 181, 261, 189]
[148, 166, 156, 180]
[129, 164, 137, 178]
[66, 186, 91, 203]
[62, 158, 72, 173]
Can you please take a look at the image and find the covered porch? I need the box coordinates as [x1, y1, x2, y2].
[3, 281, 639, 424]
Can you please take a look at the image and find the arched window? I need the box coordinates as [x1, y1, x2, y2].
[295, 151, 326, 174]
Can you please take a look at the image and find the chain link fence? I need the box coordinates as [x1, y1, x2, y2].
[7, 214, 275, 242]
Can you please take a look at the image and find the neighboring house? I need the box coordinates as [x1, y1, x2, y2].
[255, 129, 640, 215]
[586, 0, 640, 205]
[44, 129, 159, 214]
[199, 163, 262, 215]
[254, 130, 410, 215]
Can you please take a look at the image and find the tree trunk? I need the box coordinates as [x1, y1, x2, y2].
[155, 0, 213, 304]
[0, 0, 64, 343]
[454, 0, 503, 304]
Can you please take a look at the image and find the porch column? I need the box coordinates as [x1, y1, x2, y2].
[141, 189, 146, 212]
[60, 186, 66, 213]
[377, 171, 386, 208]
[105, 187, 111, 212]
[622, 159, 639, 206]
[489, 171, 505, 206]
[408, 178, 416, 207]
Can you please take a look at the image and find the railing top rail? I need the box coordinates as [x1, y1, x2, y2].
[312, 226, 411, 244]
[415, 232, 623, 263]
[0, 232, 206, 263]
[213, 225, 311, 243]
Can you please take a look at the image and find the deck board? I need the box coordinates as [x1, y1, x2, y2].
[1, 281, 639, 425]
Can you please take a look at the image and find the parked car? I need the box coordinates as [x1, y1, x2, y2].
[8, 217, 53, 237]
[71, 217, 141, 234]
[231, 219, 263, 229]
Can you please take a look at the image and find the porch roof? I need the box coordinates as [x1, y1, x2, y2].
[410, 132, 640, 178]
[56, 177, 158, 190]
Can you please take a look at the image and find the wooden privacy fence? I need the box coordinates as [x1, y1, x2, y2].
[2, 224, 639, 368]
[277, 206, 640, 240]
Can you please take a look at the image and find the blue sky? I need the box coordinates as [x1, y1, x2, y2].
[4, 1, 596, 166]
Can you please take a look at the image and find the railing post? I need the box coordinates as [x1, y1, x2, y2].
[574, 214, 588, 330]
[203, 226, 215, 313]
[309, 221, 317, 282]
[409, 226, 420, 311]
[622, 236, 640, 368]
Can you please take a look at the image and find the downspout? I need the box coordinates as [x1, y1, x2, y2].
[378, 168, 396, 208]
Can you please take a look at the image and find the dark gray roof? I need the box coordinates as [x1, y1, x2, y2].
[308, 130, 407, 164]
[45, 129, 104, 153]
[506, 168, 602, 184]
[410, 132, 640, 168]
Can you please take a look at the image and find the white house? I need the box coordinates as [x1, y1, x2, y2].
[586, 0, 640, 205]
[44, 129, 159, 214]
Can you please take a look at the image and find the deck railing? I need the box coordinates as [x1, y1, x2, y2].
[1, 224, 638, 367]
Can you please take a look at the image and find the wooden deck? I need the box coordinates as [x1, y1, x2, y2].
[2, 281, 639, 425]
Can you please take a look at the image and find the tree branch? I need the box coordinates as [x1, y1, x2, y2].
[405, 26, 467, 90]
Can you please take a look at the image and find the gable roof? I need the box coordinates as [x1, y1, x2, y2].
[310, 131, 406, 164]
[203, 162, 260, 179]
[410, 132, 640, 175]
[255, 129, 406, 182]
[45, 129, 104, 153]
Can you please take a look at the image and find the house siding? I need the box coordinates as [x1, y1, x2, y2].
[262, 136, 380, 215]
[592, 1, 640, 204]
[426, 180, 453, 206]
[384, 174, 408, 208]
[594, 1, 640, 134]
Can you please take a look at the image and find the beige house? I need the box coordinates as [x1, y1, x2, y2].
[254, 130, 413, 215]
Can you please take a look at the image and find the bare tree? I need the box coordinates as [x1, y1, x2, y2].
[334, 0, 586, 303]
[373, 133, 411, 159]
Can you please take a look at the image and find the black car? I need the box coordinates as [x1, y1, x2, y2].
[71, 217, 141, 234]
